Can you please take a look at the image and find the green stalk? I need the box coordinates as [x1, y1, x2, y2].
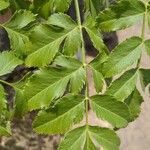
[0, 79, 14, 88]
[137, 10, 147, 68]
[74, 0, 89, 125]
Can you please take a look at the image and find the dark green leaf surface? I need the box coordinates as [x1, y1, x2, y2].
[33, 95, 85, 134]
[140, 69, 150, 87]
[84, 16, 109, 54]
[96, 0, 146, 32]
[125, 88, 143, 121]
[24, 66, 85, 111]
[25, 13, 81, 67]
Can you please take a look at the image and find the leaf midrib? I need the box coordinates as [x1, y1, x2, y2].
[113, 72, 138, 99]
[99, 12, 144, 25]
[92, 101, 128, 125]
[88, 130, 118, 148]
[34, 100, 85, 129]
[28, 67, 83, 101]
[28, 26, 78, 55]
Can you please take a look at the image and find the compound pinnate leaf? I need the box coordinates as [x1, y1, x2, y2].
[33, 94, 85, 134]
[59, 126, 120, 150]
[0, 51, 22, 76]
[106, 69, 139, 102]
[125, 88, 143, 121]
[91, 95, 131, 128]
[96, 0, 146, 32]
[102, 37, 143, 77]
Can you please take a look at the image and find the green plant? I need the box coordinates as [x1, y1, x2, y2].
[0, 0, 150, 149]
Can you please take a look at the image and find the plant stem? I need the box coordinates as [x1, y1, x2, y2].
[137, 11, 147, 68]
[0, 79, 14, 88]
[74, 0, 89, 125]
[141, 12, 146, 41]
[105, 0, 109, 8]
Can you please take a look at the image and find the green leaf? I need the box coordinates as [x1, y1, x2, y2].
[59, 126, 120, 150]
[54, 55, 83, 69]
[92, 67, 106, 93]
[25, 13, 80, 67]
[33, 0, 72, 18]
[0, 0, 10, 11]
[0, 85, 7, 113]
[91, 95, 131, 128]
[0, 51, 22, 76]
[33, 94, 85, 134]
[55, 55, 86, 94]
[2, 10, 36, 55]
[13, 73, 33, 118]
[125, 88, 143, 121]
[0, 121, 11, 136]
[9, 0, 31, 12]
[96, 0, 146, 32]
[24, 65, 85, 111]
[140, 69, 150, 87]
[84, 16, 109, 54]
[144, 39, 150, 57]
[147, 3, 150, 29]
[102, 37, 143, 77]
[85, 0, 104, 17]
[106, 69, 139, 102]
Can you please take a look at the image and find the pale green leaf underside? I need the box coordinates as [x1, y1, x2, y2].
[59, 126, 120, 150]
[106, 69, 139, 102]
[33, 95, 85, 134]
[91, 95, 131, 128]
[96, 0, 146, 32]
[102, 37, 143, 77]
[0, 51, 22, 76]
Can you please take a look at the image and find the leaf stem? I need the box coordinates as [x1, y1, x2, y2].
[0, 79, 14, 88]
[137, 10, 147, 68]
[74, 0, 89, 125]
